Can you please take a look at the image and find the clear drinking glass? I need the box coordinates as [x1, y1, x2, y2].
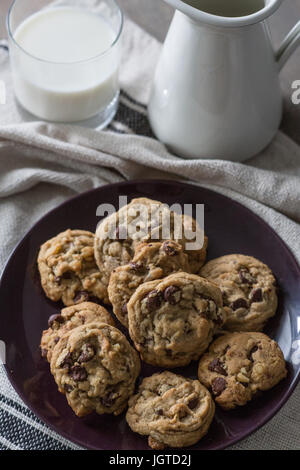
[7, 0, 123, 127]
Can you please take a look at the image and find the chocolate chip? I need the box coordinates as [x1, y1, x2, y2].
[59, 352, 73, 370]
[199, 311, 209, 320]
[54, 337, 60, 344]
[214, 314, 223, 326]
[193, 302, 200, 312]
[64, 384, 73, 393]
[221, 291, 228, 303]
[231, 298, 248, 311]
[48, 314, 64, 328]
[184, 323, 192, 334]
[146, 290, 162, 311]
[188, 397, 199, 410]
[74, 291, 89, 304]
[101, 391, 116, 407]
[178, 408, 187, 419]
[248, 345, 258, 361]
[156, 409, 164, 416]
[70, 365, 87, 382]
[239, 268, 255, 284]
[55, 271, 72, 283]
[129, 262, 146, 274]
[208, 358, 227, 376]
[250, 288, 263, 303]
[77, 344, 95, 363]
[163, 285, 181, 305]
[140, 338, 150, 348]
[162, 241, 179, 256]
[211, 377, 227, 396]
[62, 271, 72, 280]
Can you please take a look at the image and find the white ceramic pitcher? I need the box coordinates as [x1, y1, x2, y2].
[148, 0, 300, 161]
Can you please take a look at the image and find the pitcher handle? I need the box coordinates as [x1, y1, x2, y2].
[0, 39, 9, 51]
[276, 21, 300, 70]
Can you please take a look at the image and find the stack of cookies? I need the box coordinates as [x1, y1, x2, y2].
[38, 197, 287, 450]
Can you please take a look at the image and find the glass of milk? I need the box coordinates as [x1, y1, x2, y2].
[7, 0, 123, 126]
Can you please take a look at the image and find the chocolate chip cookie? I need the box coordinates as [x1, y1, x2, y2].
[94, 197, 207, 292]
[40, 302, 115, 362]
[50, 323, 141, 417]
[38, 229, 108, 306]
[200, 254, 278, 331]
[108, 240, 191, 327]
[127, 272, 225, 368]
[198, 332, 287, 410]
[126, 371, 215, 449]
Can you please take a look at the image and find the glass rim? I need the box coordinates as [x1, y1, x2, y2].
[6, 0, 124, 65]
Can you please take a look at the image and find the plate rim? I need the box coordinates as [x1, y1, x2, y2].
[1, 178, 300, 450]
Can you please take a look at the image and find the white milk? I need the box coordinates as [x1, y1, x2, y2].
[11, 7, 120, 122]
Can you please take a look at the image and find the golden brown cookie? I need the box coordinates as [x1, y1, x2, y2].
[50, 323, 141, 417]
[108, 240, 191, 327]
[198, 332, 287, 410]
[126, 371, 215, 449]
[38, 229, 108, 306]
[200, 254, 278, 331]
[40, 302, 115, 362]
[94, 198, 207, 292]
[127, 272, 225, 368]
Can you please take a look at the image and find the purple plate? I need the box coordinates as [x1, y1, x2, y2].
[0, 179, 299, 450]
